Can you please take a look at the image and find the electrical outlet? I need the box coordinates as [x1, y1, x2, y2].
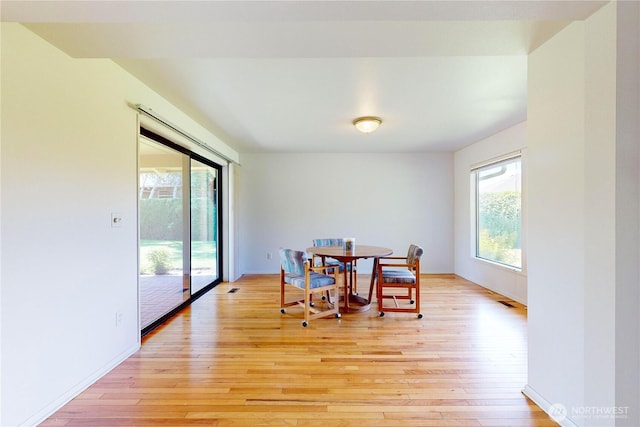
[266, 252, 272, 260]
[115, 311, 123, 327]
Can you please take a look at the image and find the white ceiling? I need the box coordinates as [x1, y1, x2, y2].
[2, 1, 607, 153]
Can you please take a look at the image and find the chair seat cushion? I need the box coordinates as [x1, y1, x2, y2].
[284, 272, 335, 288]
[381, 269, 416, 284]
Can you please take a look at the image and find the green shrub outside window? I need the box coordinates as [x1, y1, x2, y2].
[474, 156, 522, 269]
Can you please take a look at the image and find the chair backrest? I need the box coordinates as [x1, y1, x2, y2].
[406, 244, 424, 266]
[278, 248, 307, 276]
[313, 238, 343, 247]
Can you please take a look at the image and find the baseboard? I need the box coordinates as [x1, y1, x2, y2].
[20, 342, 140, 427]
[490, 287, 527, 306]
[454, 272, 527, 306]
[522, 384, 579, 427]
[421, 273, 458, 279]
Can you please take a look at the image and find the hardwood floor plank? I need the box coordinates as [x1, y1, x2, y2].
[41, 274, 556, 426]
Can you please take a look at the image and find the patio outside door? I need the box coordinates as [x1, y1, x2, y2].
[190, 159, 219, 294]
[139, 138, 187, 329]
[138, 134, 222, 331]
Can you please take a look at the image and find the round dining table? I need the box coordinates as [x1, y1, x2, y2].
[306, 244, 393, 313]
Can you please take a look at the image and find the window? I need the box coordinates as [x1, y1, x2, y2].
[473, 155, 522, 269]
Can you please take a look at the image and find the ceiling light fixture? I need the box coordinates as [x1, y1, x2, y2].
[353, 116, 382, 134]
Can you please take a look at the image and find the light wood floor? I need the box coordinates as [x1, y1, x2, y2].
[42, 274, 556, 426]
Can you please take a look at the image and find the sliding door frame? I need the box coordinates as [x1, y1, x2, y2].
[139, 127, 224, 336]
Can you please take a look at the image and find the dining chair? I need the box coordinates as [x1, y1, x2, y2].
[376, 244, 424, 318]
[279, 248, 341, 327]
[312, 238, 357, 293]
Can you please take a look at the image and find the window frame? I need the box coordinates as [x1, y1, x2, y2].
[471, 152, 524, 272]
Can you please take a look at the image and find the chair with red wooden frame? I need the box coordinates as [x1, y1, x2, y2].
[376, 244, 424, 319]
[279, 248, 341, 327]
[311, 238, 358, 296]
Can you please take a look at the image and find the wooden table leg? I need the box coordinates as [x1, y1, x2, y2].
[343, 261, 350, 312]
[340, 259, 371, 313]
[367, 257, 378, 304]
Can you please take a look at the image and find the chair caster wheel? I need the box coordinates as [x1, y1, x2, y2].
[417, 313, 423, 319]
[302, 321, 308, 327]
[379, 312, 385, 317]
[280, 308, 285, 314]
[410, 300, 415, 304]
[335, 313, 341, 318]
[309, 302, 315, 307]
[321, 295, 326, 301]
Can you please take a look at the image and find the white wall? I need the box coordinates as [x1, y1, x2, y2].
[583, 3, 616, 419]
[238, 152, 454, 276]
[524, 2, 640, 425]
[0, 23, 238, 426]
[526, 17, 588, 419]
[614, 1, 640, 422]
[454, 122, 527, 304]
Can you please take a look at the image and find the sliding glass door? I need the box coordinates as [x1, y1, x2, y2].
[139, 138, 187, 329]
[138, 132, 222, 332]
[190, 159, 219, 294]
